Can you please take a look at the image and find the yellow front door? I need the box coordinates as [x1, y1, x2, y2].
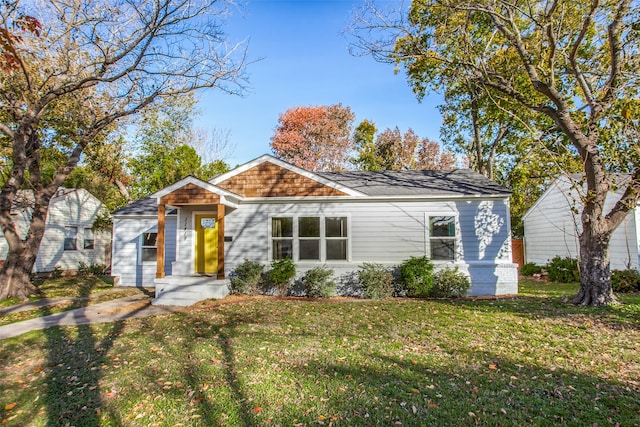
[195, 214, 218, 274]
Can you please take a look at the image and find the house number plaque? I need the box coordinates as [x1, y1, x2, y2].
[200, 218, 216, 229]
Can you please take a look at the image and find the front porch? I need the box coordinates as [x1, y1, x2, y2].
[153, 275, 230, 306]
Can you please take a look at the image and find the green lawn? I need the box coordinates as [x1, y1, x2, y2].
[0, 279, 638, 426]
[0, 276, 145, 326]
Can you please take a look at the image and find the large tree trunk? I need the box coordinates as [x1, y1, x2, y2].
[0, 195, 49, 301]
[0, 249, 38, 300]
[572, 217, 618, 306]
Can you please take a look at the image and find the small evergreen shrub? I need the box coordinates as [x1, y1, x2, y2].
[611, 269, 640, 293]
[431, 267, 471, 298]
[303, 266, 336, 298]
[546, 257, 580, 283]
[357, 263, 394, 299]
[230, 259, 264, 294]
[520, 263, 542, 276]
[268, 258, 296, 296]
[398, 256, 435, 298]
[77, 262, 106, 276]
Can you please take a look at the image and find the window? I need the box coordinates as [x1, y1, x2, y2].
[64, 226, 78, 251]
[429, 216, 456, 261]
[325, 217, 347, 260]
[270, 215, 348, 261]
[141, 232, 158, 262]
[83, 228, 95, 250]
[272, 217, 293, 260]
[299, 217, 320, 260]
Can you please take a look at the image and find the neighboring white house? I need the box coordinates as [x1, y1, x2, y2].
[111, 154, 518, 305]
[523, 175, 639, 271]
[0, 188, 111, 273]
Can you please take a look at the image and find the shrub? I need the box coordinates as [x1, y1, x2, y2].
[268, 258, 296, 296]
[431, 267, 471, 298]
[611, 269, 640, 293]
[398, 256, 435, 298]
[302, 267, 336, 299]
[230, 259, 264, 294]
[357, 263, 394, 299]
[546, 257, 580, 283]
[78, 262, 106, 276]
[520, 263, 542, 276]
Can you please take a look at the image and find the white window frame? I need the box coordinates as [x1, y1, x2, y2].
[140, 231, 158, 264]
[425, 214, 459, 262]
[83, 227, 95, 250]
[269, 214, 350, 262]
[64, 226, 78, 251]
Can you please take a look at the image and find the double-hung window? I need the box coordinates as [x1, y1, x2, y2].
[83, 228, 95, 250]
[141, 232, 158, 262]
[272, 217, 293, 260]
[271, 215, 348, 261]
[298, 217, 320, 260]
[325, 217, 348, 260]
[64, 226, 78, 251]
[429, 216, 456, 261]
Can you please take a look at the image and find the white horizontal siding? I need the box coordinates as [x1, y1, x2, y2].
[524, 177, 639, 270]
[111, 216, 176, 287]
[223, 198, 515, 295]
[0, 189, 110, 272]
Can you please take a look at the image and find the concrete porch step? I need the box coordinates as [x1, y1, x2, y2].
[153, 276, 230, 306]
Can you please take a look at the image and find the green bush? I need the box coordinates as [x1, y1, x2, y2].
[302, 267, 336, 299]
[546, 257, 580, 283]
[398, 256, 435, 298]
[431, 267, 471, 298]
[357, 263, 394, 299]
[520, 263, 542, 276]
[77, 262, 106, 276]
[611, 269, 640, 293]
[268, 258, 296, 296]
[230, 259, 264, 294]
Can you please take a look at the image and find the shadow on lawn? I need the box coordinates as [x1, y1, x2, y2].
[37, 280, 148, 427]
[131, 306, 268, 426]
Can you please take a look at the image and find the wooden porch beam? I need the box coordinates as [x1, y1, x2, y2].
[156, 203, 166, 279]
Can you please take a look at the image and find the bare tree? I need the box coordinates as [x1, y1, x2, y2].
[0, 0, 248, 299]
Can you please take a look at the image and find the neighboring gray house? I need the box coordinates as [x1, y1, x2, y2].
[111, 154, 518, 305]
[0, 188, 111, 273]
[523, 175, 639, 270]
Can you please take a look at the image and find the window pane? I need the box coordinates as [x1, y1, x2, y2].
[272, 217, 293, 238]
[325, 217, 347, 237]
[142, 248, 157, 262]
[84, 228, 94, 250]
[299, 239, 320, 260]
[326, 240, 347, 260]
[142, 232, 157, 247]
[431, 216, 455, 237]
[431, 239, 455, 261]
[64, 227, 77, 250]
[272, 239, 293, 260]
[298, 217, 320, 237]
[64, 238, 77, 251]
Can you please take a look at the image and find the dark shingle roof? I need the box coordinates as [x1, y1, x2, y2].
[114, 169, 508, 215]
[112, 197, 176, 216]
[317, 169, 510, 197]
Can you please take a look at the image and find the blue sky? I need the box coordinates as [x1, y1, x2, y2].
[197, 0, 444, 166]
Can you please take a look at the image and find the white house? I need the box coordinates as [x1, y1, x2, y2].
[523, 175, 639, 270]
[111, 155, 518, 305]
[0, 188, 111, 273]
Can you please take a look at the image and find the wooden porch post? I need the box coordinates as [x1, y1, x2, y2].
[156, 203, 166, 279]
[217, 205, 225, 279]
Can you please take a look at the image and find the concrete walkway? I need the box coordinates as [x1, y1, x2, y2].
[0, 294, 184, 340]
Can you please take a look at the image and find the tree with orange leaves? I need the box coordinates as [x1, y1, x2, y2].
[270, 104, 355, 171]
